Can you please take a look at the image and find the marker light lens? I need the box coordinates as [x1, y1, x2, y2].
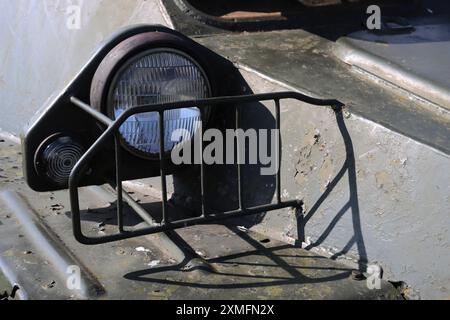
[38, 136, 85, 187]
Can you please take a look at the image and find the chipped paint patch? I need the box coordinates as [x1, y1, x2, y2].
[135, 247, 152, 253]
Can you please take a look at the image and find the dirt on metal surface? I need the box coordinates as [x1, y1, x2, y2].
[335, 16, 450, 111]
[0, 138, 401, 300]
[195, 29, 450, 156]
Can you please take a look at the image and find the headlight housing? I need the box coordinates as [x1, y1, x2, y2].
[90, 32, 214, 160]
[107, 48, 211, 158]
[23, 25, 237, 192]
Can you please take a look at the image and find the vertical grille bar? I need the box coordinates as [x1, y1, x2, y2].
[236, 104, 244, 211]
[275, 99, 282, 205]
[159, 111, 169, 224]
[199, 108, 207, 217]
[115, 135, 124, 233]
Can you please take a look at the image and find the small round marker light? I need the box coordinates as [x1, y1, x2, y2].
[35, 135, 85, 187]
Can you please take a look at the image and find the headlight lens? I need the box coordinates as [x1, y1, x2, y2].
[108, 48, 211, 158]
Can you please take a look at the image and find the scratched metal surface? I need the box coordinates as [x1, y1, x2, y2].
[195, 28, 450, 156]
[193, 29, 450, 299]
[0, 0, 446, 301]
[0, 138, 400, 300]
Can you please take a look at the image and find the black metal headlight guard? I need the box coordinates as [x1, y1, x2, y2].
[69, 92, 343, 245]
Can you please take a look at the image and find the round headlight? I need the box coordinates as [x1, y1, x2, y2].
[107, 48, 211, 159]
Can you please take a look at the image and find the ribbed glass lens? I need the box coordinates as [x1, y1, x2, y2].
[110, 49, 210, 157]
[40, 136, 85, 187]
